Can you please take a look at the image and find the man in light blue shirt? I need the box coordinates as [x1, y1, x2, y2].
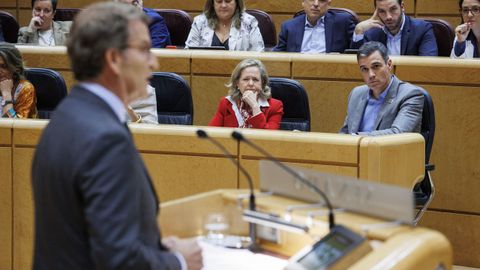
[340, 41, 424, 136]
[351, 0, 437, 56]
[274, 0, 356, 53]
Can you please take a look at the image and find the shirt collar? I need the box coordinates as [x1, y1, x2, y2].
[80, 82, 127, 123]
[305, 15, 325, 28]
[383, 13, 406, 37]
[368, 75, 394, 101]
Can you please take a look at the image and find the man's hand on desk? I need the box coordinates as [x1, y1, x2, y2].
[163, 236, 203, 270]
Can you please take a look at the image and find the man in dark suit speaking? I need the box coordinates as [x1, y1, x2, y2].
[31, 2, 202, 270]
[273, 0, 356, 53]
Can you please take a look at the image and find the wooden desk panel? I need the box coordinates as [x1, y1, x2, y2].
[416, 0, 459, 14]
[143, 154, 238, 202]
[191, 51, 290, 77]
[299, 79, 358, 133]
[397, 65, 480, 85]
[191, 76, 231, 126]
[240, 160, 358, 189]
[359, 134, 425, 188]
[153, 49, 191, 74]
[12, 147, 36, 270]
[21, 46, 70, 70]
[420, 211, 480, 267]
[292, 54, 360, 79]
[144, 0, 204, 11]
[0, 148, 12, 270]
[419, 84, 480, 213]
[0, 119, 13, 270]
[2, 0, 16, 7]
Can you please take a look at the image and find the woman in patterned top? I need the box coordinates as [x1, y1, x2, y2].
[0, 42, 37, 118]
[185, 0, 264, 51]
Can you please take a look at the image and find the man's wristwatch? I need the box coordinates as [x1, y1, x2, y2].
[1, 99, 13, 106]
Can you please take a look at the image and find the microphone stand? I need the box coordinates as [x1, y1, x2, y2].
[196, 129, 260, 251]
[231, 131, 335, 230]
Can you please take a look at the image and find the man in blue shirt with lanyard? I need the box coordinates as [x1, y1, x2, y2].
[274, 0, 356, 53]
[351, 0, 438, 56]
[340, 41, 424, 136]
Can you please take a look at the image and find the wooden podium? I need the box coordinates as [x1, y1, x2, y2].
[159, 189, 453, 270]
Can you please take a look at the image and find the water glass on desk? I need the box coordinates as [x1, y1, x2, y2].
[204, 213, 229, 243]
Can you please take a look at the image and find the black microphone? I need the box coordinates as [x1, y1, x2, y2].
[196, 129, 258, 250]
[231, 131, 335, 230]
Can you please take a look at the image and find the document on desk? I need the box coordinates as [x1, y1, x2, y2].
[200, 240, 288, 270]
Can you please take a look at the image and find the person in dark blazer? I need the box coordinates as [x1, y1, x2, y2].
[31, 3, 202, 270]
[274, 0, 356, 53]
[351, 0, 438, 56]
[209, 58, 283, 129]
[340, 41, 424, 136]
[114, 0, 171, 48]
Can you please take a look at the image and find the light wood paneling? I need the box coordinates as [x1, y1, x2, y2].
[292, 54, 360, 79]
[143, 154, 238, 201]
[144, 0, 204, 11]
[245, 0, 301, 13]
[12, 121, 46, 146]
[0, 120, 13, 145]
[299, 79, 358, 133]
[418, 84, 480, 213]
[416, 0, 459, 14]
[396, 65, 480, 85]
[191, 51, 290, 77]
[154, 50, 191, 74]
[359, 133, 425, 188]
[420, 211, 480, 267]
[18, 8, 32, 27]
[1, 0, 17, 7]
[240, 160, 358, 189]
[0, 148, 12, 270]
[12, 148, 35, 270]
[20, 46, 70, 70]
[191, 76, 231, 126]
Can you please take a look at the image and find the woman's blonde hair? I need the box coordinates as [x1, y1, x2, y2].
[227, 58, 271, 101]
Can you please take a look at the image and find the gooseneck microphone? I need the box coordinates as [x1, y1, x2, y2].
[231, 131, 335, 230]
[196, 129, 258, 250]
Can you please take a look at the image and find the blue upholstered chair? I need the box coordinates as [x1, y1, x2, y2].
[25, 68, 67, 119]
[0, 11, 19, 43]
[150, 72, 193, 125]
[269, 78, 310, 131]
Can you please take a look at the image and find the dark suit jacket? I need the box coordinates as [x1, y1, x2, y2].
[339, 75, 424, 136]
[209, 97, 284, 129]
[144, 7, 171, 48]
[274, 11, 356, 53]
[351, 15, 438, 56]
[32, 85, 181, 270]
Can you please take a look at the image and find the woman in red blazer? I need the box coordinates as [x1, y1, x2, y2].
[209, 58, 283, 129]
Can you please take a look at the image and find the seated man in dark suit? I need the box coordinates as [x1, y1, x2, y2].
[114, 0, 171, 48]
[31, 2, 202, 270]
[351, 0, 438, 56]
[340, 41, 424, 136]
[273, 0, 356, 53]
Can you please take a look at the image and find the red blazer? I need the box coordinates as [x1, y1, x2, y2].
[209, 97, 284, 130]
